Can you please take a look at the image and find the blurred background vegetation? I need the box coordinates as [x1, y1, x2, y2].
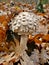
[0, 0, 49, 4]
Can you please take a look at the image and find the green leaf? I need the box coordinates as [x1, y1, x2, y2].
[36, 1, 44, 13]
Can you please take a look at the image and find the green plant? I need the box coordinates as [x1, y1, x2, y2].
[36, 0, 44, 13]
[41, 0, 48, 4]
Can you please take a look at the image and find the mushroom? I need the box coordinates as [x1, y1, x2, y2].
[10, 12, 44, 54]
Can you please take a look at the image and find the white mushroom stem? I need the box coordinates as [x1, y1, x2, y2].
[20, 35, 28, 53]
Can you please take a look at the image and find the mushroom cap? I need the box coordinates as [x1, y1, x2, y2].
[10, 12, 44, 35]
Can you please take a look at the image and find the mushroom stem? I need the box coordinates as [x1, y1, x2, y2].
[20, 35, 28, 53]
